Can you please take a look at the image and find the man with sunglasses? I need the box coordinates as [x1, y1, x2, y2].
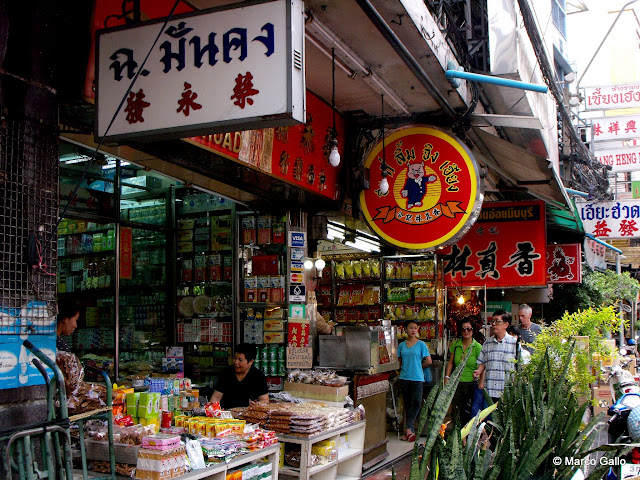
[473, 309, 518, 402]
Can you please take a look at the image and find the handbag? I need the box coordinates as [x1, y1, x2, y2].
[470, 381, 484, 419]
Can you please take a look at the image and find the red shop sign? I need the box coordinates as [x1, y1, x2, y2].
[185, 91, 344, 201]
[359, 126, 482, 250]
[546, 244, 582, 284]
[119, 227, 133, 280]
[442, 200, 547, 288]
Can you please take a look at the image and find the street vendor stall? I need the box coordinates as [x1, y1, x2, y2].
[235, 402, 365, 480]
[316, 325, 398, 468]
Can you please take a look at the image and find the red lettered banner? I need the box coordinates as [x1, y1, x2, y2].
[185, 91, 344, 201]
[119, 227, 133, 279]
[546, 244, 581, 284]
[359, 125, 482, 250]
[442, 201, 547, 288]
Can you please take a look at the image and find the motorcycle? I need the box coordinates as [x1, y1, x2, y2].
[606, 360, 640, 403]
[607, 392, 640, 443]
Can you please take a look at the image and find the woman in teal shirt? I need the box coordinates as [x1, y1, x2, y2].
[444, 318, 482, 426]
[398, 320, 432, 442]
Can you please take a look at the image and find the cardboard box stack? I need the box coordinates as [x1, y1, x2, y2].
[121, 378, 199, 431]
[136, 445, 186, 480]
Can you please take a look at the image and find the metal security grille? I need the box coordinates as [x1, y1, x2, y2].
[0, 116, 58, 335]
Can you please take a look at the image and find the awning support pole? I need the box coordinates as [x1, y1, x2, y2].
[445, 70, 548, 93]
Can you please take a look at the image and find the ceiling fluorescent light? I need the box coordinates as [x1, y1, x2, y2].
[306, 33, 356, 78]
[63, 157, 91, 165]
[327, 225, 346, 241]
[306, 13, 410, 115]
[346, 238, 380, 253]
[306, 14, 369, 73]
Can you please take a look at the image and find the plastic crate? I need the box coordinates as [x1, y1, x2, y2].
[85, 439, 140, 465]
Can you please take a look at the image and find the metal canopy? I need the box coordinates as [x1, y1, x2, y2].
[185, 0, 469, 118]
[469, 127, 571, 209]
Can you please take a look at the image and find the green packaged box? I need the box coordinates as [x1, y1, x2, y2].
[126, 393, 140, 417]
[138, 392, 155, 419]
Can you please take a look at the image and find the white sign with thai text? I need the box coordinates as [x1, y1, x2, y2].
[578, 199, 640, 238]
[594, 146, 640, 173]
[591, 114, 640, 142]
[96, 0, 305, 141]
[584, 83, 640, 112]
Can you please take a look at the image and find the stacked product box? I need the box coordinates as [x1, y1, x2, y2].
[135, 445, 186, 480]
[311, 441, 338, 464]
[113, 387, 134, 417]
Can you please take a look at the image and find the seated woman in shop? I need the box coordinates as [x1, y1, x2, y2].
[56, 298, 80, 352]
[211, 343, 269, 409]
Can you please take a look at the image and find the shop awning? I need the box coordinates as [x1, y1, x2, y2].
[547, 199, 584, 240]
[470, 127, 572, 210]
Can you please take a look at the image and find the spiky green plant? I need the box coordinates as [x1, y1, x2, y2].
[413, 342, 633, 479]
[409, 346, 472, 480]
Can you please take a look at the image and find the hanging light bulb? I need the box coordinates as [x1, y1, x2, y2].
[329, 139, 341, 167]
[457, 292, 465, 304]
[379, 175, 389, 194]
[314, 258, 326, 271]
[328, 47, 340, 168]
[377, 93, 389, 193]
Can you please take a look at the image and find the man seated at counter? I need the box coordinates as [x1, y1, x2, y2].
[211, 343, 269, 409]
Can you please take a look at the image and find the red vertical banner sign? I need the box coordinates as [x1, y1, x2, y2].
[546, 244, 582, 284]
[442, 200, 547, 288]
[120, 227, 133, 279]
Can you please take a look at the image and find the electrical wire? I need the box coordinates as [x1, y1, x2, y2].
[57, 0, 183, 225]
[517, 0, 610, 200]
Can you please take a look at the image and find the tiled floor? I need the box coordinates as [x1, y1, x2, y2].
[362, 435, 416, 480]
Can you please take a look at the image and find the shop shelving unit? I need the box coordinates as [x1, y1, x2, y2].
[318, 254, 445, 352]
[318, 255, 383, 327]
[174, 191, 237, 386]
[178, 443, 280, 480]
[237, 211, 289, 390]
[277, 420, 365, 480]
[57, 150, 179, 379]
[382, 254, 446, 355]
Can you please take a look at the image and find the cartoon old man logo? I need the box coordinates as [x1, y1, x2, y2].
[401, 160, 437, 209]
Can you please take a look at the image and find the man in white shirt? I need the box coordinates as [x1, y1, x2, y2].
[474, 310, 518, 402]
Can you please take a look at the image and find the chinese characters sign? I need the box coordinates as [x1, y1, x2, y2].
[442, 201, 547, 288]
[119, 227, 133, 279]
[546, 244, 581, 284]
[591, 114, 640, 142]
[359, 126, 483, 250]
[585, 83, 640, 112]
[96, 0, 305, 141]
[184, 91, 344, 200]
[578, 200, 640, 238]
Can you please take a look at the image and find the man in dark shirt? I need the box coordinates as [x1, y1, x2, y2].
[211, 343, 269, 409]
